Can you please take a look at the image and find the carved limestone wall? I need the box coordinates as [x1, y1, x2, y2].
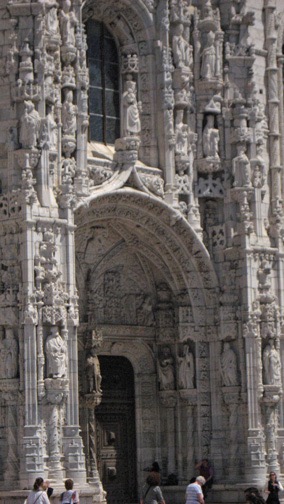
[0, 0, 284, 502]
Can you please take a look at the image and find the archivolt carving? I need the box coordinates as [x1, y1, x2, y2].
[83, 0, 154, 46]
[75, 190, 219, 319]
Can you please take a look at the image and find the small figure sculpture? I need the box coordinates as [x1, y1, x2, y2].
[175, 110, 189, 157]
[232, 144, 251, 187]
[122, 78, 141, 136]
[220, 342, 238, 387]
[46, 6, 59, 36]
[157, 346, 175, 391]
[263, 338, 281, 385]
[40, 106, 57, 150]
[85, 346, 102, 393]
[19, 101, 41, 149]
[59, 0, 77, 46]
[4, 328, 18, 379]
[0, 328, 18, 379]
[62, 90, 77, 136]
[252, 144, 267, 188]
[203, 115, 219, 159]
[45, 327, 67, 378]
[200, 31, 216, 80]
[172, 23, 191, 69]
[178, 344, 194, 389]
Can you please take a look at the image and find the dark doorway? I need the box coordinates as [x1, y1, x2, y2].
[96, 356, 137, 504]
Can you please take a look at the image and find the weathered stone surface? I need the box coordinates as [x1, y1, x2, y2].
[0, 0, 284, 502]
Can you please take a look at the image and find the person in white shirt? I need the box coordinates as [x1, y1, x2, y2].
[26, 477, 50, 504]
[60, 478, 79, 504]
[186, 476, 206, 504]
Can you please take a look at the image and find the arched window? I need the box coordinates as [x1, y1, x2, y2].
[86, 19, 120, 144]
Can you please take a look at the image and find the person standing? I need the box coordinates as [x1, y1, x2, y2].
[195, 459, 214, 498]
[186, 476, 205, 504]
[26, 478, 50, 504]
[60, 478, 80, 503]
[265, 472, 283, 504]
[140, 473, 165, 504]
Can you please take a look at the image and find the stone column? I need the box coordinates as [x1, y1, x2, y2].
[159, 391, 177, 475]
[243, 323, 266, 484]
[264, 0, 283, 240]
[180, 390, 197, 484]
[262, 386, 282, 473]
[84, 392, 105, 501]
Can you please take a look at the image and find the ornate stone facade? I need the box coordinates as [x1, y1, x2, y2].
[0, 0, 284, 502]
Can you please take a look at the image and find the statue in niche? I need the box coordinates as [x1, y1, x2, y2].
[4, 329, 18, 379]
[62, 90, 77, 136]
[45, 327, 67, 378]
[220, 342, 238, 387]
[175, 109, 189, 156]
[203, 115, 219, 159]
[46, 5, 59, 36]
[178, 344, 194, 389]
[122, 77, 141, 136]
[252, 144, 267, 188]
[0, 328, 18, 379]
[257, 260, 272, 293]
[19, 100, 41, 149]
[59, 0, 77, 46]
[263, 338, 281, 385]
[232, 144, 251, 187]
[200, 31, 216, 80]
[157, 346, 175, 391]
[40, 106, 57, 150]
[85, 346, 102, 393]
[172, 23, 191, 69]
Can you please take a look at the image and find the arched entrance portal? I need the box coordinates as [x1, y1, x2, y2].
[96, 356, 136, 504]
[75, 190, 219, 495]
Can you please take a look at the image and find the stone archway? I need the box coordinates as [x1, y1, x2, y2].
[75, 189, 219, 491]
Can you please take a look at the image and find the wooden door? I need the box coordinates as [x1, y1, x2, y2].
[96, 356, 137, 504]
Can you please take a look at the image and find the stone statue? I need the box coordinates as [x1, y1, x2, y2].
[5, 329, 18, 379]
[200, 31, 216, 80]
[122, 78, 141, 136]
[172, 23, 191, 69]
[85, 347, 102, 393]
[221, 342, 238, 387]
[62, 90, 77, 136]
[263, 339, 281, 385]
[157, 346, 175, 391]
[19, 101, 41, 149]
[232, 144, 251, 187]
[45, 327, 67, 378]
[59, 0, 77, 46]
[46, 6, 59, 36]
[252, 144, 266, 188]
[175, 109, 189, 156]
[40, 106, 57, 150]
[203, 115, 219, 159]
[0, 328, 18, 379]
[178, 344, 194, 389]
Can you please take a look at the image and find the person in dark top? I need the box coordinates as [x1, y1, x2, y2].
[195, 459, 214, 498]
[265, 472, 283, 504]
[143, 462, 161, 485]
